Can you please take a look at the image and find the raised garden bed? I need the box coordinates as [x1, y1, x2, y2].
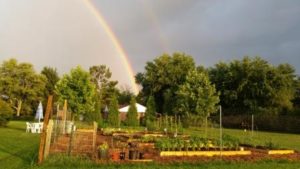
[267, 150, 295, 155]
[160, 150, 251, 157]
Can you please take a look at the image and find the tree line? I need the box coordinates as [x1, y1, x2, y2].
[1, 54, 299, 130]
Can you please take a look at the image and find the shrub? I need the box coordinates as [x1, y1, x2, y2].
[0, 99, 14, 126]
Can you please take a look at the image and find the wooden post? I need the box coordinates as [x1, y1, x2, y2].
[62, 100, 67, 134]
[38, 95, 53, 164]
[44, 120, 54, 159]
[68, 125, 75, 156]
[92, 121, 98, 153]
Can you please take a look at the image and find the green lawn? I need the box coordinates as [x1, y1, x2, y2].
[0, 121, 300, 169]
[183, 127, 300, 151]
[0, 121, 39, 169]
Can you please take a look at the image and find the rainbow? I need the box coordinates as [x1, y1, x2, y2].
[83, 0, 139, 94]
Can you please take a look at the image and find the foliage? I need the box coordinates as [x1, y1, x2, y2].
[177, 69, 219, 121]
[55, 66, 96, 119]
[98, 142, 109, 151]
[0, 59, 46, 116]
[0, 99, 14, 126]
[89, 65, 118, 108]
[136, 52, 196, 115]
[145, 95, 156, 128]
[107, 94, 120, 127]
[209, 56, 297, 115]
[222, 134, 240, 150]
[117, 86, 135, 105]
[264, 140, 280, 150]
[41, 66, 60, 97]
[125, 97, 139, 126]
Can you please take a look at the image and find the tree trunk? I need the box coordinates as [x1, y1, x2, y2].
[16, 100, 22, 117]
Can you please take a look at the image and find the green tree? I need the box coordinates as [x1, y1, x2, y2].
[116, 86, 135, 105]
[145, 95, 156, 128]
[41, 67, 60, 97]
[177, 69, 219, 117]
[0, 59, 46, 116]
[0, 99, 14, 126]
[55, 66, 96, 119]
[107, 94, 120, 127]
[89, 65, 118, 108]
[125, 97, 139, 126]
[209, 56, 297, 115]
[177, 69, 219, 128]
[136, 52, 195, 115]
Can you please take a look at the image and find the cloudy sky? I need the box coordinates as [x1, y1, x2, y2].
[0, 0, 300, 90]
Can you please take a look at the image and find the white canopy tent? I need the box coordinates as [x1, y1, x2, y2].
[118, 103, 146, 113]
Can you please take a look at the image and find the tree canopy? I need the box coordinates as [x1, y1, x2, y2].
[55, 66, 96, 118]
[136, 52, 196, 115]
[209, 56, 297, 115]
[0, 59, 46, 116]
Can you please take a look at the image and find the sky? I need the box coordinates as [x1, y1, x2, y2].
[0, 0, 300, 91]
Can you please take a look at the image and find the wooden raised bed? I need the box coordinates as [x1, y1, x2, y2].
[160, 150, 251, 157]
[267, 150, 295, 155]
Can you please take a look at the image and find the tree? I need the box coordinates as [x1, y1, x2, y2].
[107, 94, 120, 127]
[41, 67, 60, 97]
[0, 59, 46, 116]
[177, 69, 219, 118]
[89, 65, 118, 108]
[125, 97, 139, 126]
[55, 66, 96, 119]
[145, 95, 156, 129]
[136, 52, 196, 115]
[209, 56, 297, 115]
[117, 86, 135, 105]
[0, 99, 14, 126]
[177, 69, 219, 128]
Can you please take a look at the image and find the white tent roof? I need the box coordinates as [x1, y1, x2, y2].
[119, 103, 146, 113]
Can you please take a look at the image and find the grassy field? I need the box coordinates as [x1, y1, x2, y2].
[184, 127, 300, 151]
[0, 121, 39, 169]
[0, 121, 300, 169]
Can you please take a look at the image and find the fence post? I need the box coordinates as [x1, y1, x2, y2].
[92, 121, 98, 153]
[68, 125, 75, 156]
[38, 95, 53, 164]
[44, 120, 53, 159]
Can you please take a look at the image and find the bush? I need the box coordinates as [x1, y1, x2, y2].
[0, 99, 14, 126]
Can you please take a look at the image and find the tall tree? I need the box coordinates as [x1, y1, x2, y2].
[41, 67, 60, 97]
[136, 52, 195, 115]
[0, 59, 46, 116]
[55, 66, 96, 119]
[107, 94, 120, 127]
[145, 95, 156, 128]
[125, 97, 139, 126]
[177, 69, 219, 118]
[89, 65, 118, 107]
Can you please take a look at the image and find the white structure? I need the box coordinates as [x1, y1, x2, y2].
[118, 103, 146, 121]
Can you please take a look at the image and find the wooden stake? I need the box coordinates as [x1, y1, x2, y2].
[38, 95, 53, 164]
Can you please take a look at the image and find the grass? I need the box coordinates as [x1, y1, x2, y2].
[0, 121, 300, 169]
[0, 121, 39, 169]
[35, 155, 300, 169]
[183, 127, 300, 151]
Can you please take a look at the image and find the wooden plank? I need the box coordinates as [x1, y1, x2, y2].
[38, 95, 53, 164]
[44, 120, 54, 159]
